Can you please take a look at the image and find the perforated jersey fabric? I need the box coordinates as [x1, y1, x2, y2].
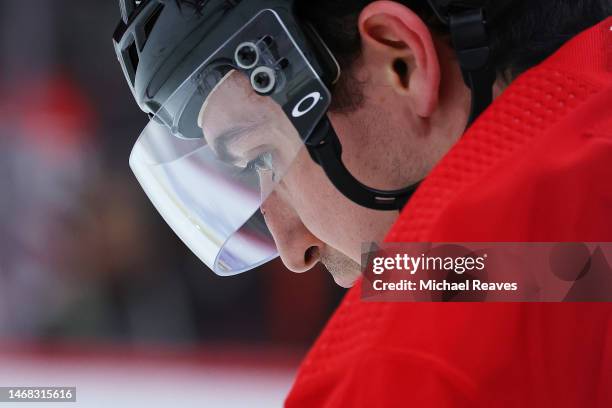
[286, 17, 612, 408]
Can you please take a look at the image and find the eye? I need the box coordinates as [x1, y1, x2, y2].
[242, 151, 277, 181]
[245, 151, 274, 172]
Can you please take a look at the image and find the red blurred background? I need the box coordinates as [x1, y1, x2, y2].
[0, 1, 345, 405]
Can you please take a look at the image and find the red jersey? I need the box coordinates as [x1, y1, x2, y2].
[286, 17, 612, 408]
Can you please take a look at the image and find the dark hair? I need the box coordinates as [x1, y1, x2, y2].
[296, 0, 610, 111]
[178, 0, 611, 110]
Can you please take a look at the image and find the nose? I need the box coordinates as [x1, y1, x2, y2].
[260, 189, 323, 273]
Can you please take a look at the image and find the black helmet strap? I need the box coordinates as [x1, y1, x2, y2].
[450, 7, 495, 126]
[305, 118, 420, 211]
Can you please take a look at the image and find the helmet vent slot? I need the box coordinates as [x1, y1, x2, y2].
[143, 4, 164, 47]
[123, 37, 139, 83]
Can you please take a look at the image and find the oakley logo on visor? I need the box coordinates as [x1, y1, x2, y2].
[291, 91, 321, 118]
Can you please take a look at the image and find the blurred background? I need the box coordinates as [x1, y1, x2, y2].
[0, 1, 345, 406]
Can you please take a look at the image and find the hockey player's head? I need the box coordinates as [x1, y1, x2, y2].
[115, 0, 610, 286]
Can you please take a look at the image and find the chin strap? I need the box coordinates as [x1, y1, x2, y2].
[305, 117, 420, 211]
[307, 6, 493, 211]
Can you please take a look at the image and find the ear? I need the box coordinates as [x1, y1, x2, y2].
[358, 1, 440, 117]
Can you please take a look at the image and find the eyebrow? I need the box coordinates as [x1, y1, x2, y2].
[211, 122, 262, 165]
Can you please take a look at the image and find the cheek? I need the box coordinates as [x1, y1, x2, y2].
[328, 106, 416, 191]
[282, 149, 397, 261]
[283, 150, 342, 232]
[325, 112, 387, 189]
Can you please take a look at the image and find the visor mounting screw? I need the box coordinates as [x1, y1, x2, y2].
[250, 66, 276, 95]
[235, 42, 260, 70]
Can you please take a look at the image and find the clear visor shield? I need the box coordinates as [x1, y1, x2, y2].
[129, 10, 330, 275]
